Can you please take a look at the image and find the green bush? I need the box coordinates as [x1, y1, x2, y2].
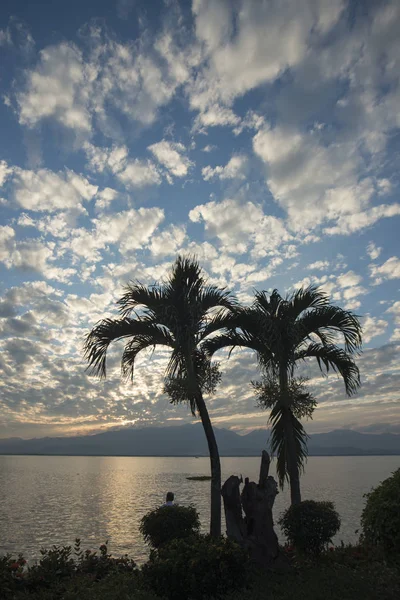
[142, 534, 249, 600]
[279, 500, 341, 555]
[361, 468, 400, 558]
[139, 504, 200, 549]
[0, 540, 139, 600]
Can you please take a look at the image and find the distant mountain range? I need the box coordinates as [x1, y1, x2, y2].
[1, 424, 400, 456]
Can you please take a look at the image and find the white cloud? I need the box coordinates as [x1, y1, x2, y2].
[324, 204, 400, 236]
[83, 142, 129, 174]
[367, 242, 382, 261]
[0, 160, 12, 187]
[11, 167, 97, 213]
[190, 0, 344, 120]
[16, 25, 192, 140]
[336, 270, 362, 289]
[117, 159, 161, 188]
[18, 212, 73, 239]
[202, 144, 216, 153]
[202, 154, 247, 181]
[362, 315, 388, 344]
[61, 207, 165, 263]
[17, 43, 93, 132]
[370, 257, 400, 285]
[0, 232, 76, 283]
[0, 225, 15, 263]
[253, 125, 376, 231]
[148, 225, 187, 257]
[307, 260, 329, 271]
[148, 140, 193, 177]
[193, 105, 241, 130]
[189, 197, 291, 256]
[95, 188, 119, 211]
[386, 301, 400, 325]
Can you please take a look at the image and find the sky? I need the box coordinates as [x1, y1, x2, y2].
[0, 0, 399, 440]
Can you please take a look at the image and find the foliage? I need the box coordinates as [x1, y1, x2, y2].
[361, 468, 400, 558]
[0, 540, 139, 600]
[225, 553, 400, 600]
[84, 256, 238, 537]
[139, 505, 200, 549]
[142, 534, 249, 600]
[279, 500, 341, 555]
[203, 286, 362, 502]
[164, 358, 221, 416]
[269, 404, 309, 489]
[254, 376, 317, 420]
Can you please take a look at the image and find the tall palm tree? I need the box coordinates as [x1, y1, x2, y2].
[84, 256, 237, 537]
[203, 286, 362, 505]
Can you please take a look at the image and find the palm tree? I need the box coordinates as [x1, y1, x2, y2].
[203, 286, 362, 505]
[83, 256, 237, 537]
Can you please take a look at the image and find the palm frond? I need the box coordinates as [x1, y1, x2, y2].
[269, 404, 308, 489]
[121, 326, 174, 381]
[295, 305, 362, 353]
[84, 318, 173, 378]
[199, 310, 243, 342]
[198, 285, 238, 315]
[117, 283, 165, 318]
[295, 343, 361, 396]
[287, 285, 329, 320]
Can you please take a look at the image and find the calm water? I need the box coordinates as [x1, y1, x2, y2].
[0, 455, 398, 562]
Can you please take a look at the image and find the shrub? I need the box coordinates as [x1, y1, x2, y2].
[279, 500, 341, 555]
[139, 505, 200, 549]
[142, 534, 249, 600]
[361, 468, 400, 558]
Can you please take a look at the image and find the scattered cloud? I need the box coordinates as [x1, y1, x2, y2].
[148, 140, 193, 178]
[189, 197, 291, 257]
[370, 257, 400, 285]
[202, 154, 248, 181]
[362, 315, 388, 344]
[367, 242, 382, 261]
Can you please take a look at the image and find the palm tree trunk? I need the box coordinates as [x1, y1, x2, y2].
[279, 367, 301, 505]
[196, 391, 222, 537]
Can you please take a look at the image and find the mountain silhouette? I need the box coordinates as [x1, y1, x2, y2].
[0, 424, 399, 456]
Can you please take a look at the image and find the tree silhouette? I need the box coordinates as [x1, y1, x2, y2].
[204, 286, 362, 505]
[84, 256, 237, 536]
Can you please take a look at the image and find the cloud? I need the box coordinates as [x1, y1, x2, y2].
[324, 204, 400, 236]
[83, 142, 161, 188]
[253, 125, 379, 231]
[148, 140, 193, 177]
[190, 0, 345, 121]
[0, 231, 76, 283]
[61, 207, 165, 263]
[0, 160, 12, 187]
[189, 197, 291, 257]
[117, 159, 161, 189]
[362, 315, 388, 344]
[336, 270, 362, 289]
[370, 257, 400, 285]
[15, 24, 192, 141]
[83, 142, 129, 174]
[148, 225, 187, 257]
[202, 154, 248, 181]
[366, 242, 382, 260]
[17, 43, 92, 133]
[11, 167, 97, 213]
[306, 260, 329, 271]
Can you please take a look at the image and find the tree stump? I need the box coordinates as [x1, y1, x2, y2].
[221, 450, 282, 568]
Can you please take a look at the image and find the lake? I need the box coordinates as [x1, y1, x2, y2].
[0, 455, 398, 563]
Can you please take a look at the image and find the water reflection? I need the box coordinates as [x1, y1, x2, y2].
[0, 455, 398, 562]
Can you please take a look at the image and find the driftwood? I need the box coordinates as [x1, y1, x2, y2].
[221, 450, 282, 568]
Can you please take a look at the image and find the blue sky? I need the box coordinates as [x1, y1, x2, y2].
[0, 0, 399, 439]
